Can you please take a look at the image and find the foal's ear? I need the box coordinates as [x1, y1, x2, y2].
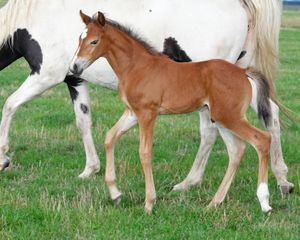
[80, 10, 91, 25]
[97, 11, 106, 26]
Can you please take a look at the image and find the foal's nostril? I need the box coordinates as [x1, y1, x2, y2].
[73, 63, 78, 73]
[70, 62, 83, 76]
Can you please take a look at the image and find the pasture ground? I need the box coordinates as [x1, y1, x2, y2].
[0, 5, 299, 240]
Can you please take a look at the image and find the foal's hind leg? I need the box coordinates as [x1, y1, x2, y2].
[0, 73, 62, 171]
[65, 78, 100, 178]
[208, 126, 245, 207]
[219, 119, 272, 212]
[105, 109, 137, 204]
[173, 109, 218, 191]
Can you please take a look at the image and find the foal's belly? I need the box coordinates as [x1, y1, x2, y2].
[159, 98, 207, 115]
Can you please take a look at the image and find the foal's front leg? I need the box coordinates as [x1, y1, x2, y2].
[137, 110, 157, 213]
[105, 109, 137, 203]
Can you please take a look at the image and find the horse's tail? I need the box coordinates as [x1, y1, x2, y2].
[0, 0, 33, 47]
[163, 37, 192, 63]
[243, 0, 282, 102]
[242, 1, 295, 126]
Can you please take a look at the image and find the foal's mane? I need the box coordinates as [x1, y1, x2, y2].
[100, 17, 160, 55]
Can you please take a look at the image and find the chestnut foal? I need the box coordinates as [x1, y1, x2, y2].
[70, 11, 274, 213]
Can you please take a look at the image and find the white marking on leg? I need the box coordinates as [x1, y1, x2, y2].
[257, 183, 272, 212]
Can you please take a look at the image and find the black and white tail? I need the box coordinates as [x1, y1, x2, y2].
[246, 69, 272, 128]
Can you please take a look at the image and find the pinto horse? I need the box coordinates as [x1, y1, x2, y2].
[70, 11, 278, 213]
[0, 0, 293, 193]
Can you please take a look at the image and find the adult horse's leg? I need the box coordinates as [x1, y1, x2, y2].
[208, 126, 246, 207]
[173, 108, 217, 191]
[267, 101, 293, 193]
[64, 76, 100, 178]
[240, 0, 293, 193]
[0, 72, 63, 170]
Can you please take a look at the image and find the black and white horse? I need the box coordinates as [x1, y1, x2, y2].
[0, 0, 293, 193]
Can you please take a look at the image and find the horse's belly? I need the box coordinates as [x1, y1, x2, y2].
[80, 60, 118, 90]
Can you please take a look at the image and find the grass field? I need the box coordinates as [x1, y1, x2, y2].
[0, 5, 300, 240]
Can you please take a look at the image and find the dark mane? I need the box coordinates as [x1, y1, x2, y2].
[106, 19, 159, 55]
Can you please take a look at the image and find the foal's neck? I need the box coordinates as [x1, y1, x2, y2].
[104, 24, 156, 81]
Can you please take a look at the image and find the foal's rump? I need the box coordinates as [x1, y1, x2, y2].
[198, 60, 271, 128]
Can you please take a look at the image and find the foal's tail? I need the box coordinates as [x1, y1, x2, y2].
[242, 0, 282, 101]
[246, 69, 272, 128]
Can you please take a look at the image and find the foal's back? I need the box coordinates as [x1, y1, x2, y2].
[128, 57, 252, 115]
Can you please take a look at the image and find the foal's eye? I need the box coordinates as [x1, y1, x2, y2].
[90, 40, 99, 45]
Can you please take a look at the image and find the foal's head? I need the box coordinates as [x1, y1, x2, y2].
[70, 11, 107, 76]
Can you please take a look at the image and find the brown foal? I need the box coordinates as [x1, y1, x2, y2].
[70, 11, 274, 213]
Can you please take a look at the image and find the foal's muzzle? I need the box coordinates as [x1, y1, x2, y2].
[70, 59, 88, 76]
[70, 63, 83, 76]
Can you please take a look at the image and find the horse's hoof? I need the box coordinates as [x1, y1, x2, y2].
[112, 194, 122, 205]
[78, 165, 100, 179]
[0, 157, 10, 171]
[279, 183, 294, 194]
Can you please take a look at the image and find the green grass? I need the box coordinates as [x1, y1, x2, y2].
[0, 15, 299, 240]
[282, 10, 300, 28]
[0, 0, 6, 7]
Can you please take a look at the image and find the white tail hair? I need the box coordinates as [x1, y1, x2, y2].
[243, 0, 282, 100]
[0, 0, 34, 47]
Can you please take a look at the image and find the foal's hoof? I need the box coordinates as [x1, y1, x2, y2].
[144, 199, 156, 214]
[78, 165, 100, 179]
[144, 204, 154, 214]
[172, 182, 187, 191]
[207, 201, 219, 209]
[279, 182, 294, 194]
[0, 157, 10, 171]
[112, 194, 122, 205]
